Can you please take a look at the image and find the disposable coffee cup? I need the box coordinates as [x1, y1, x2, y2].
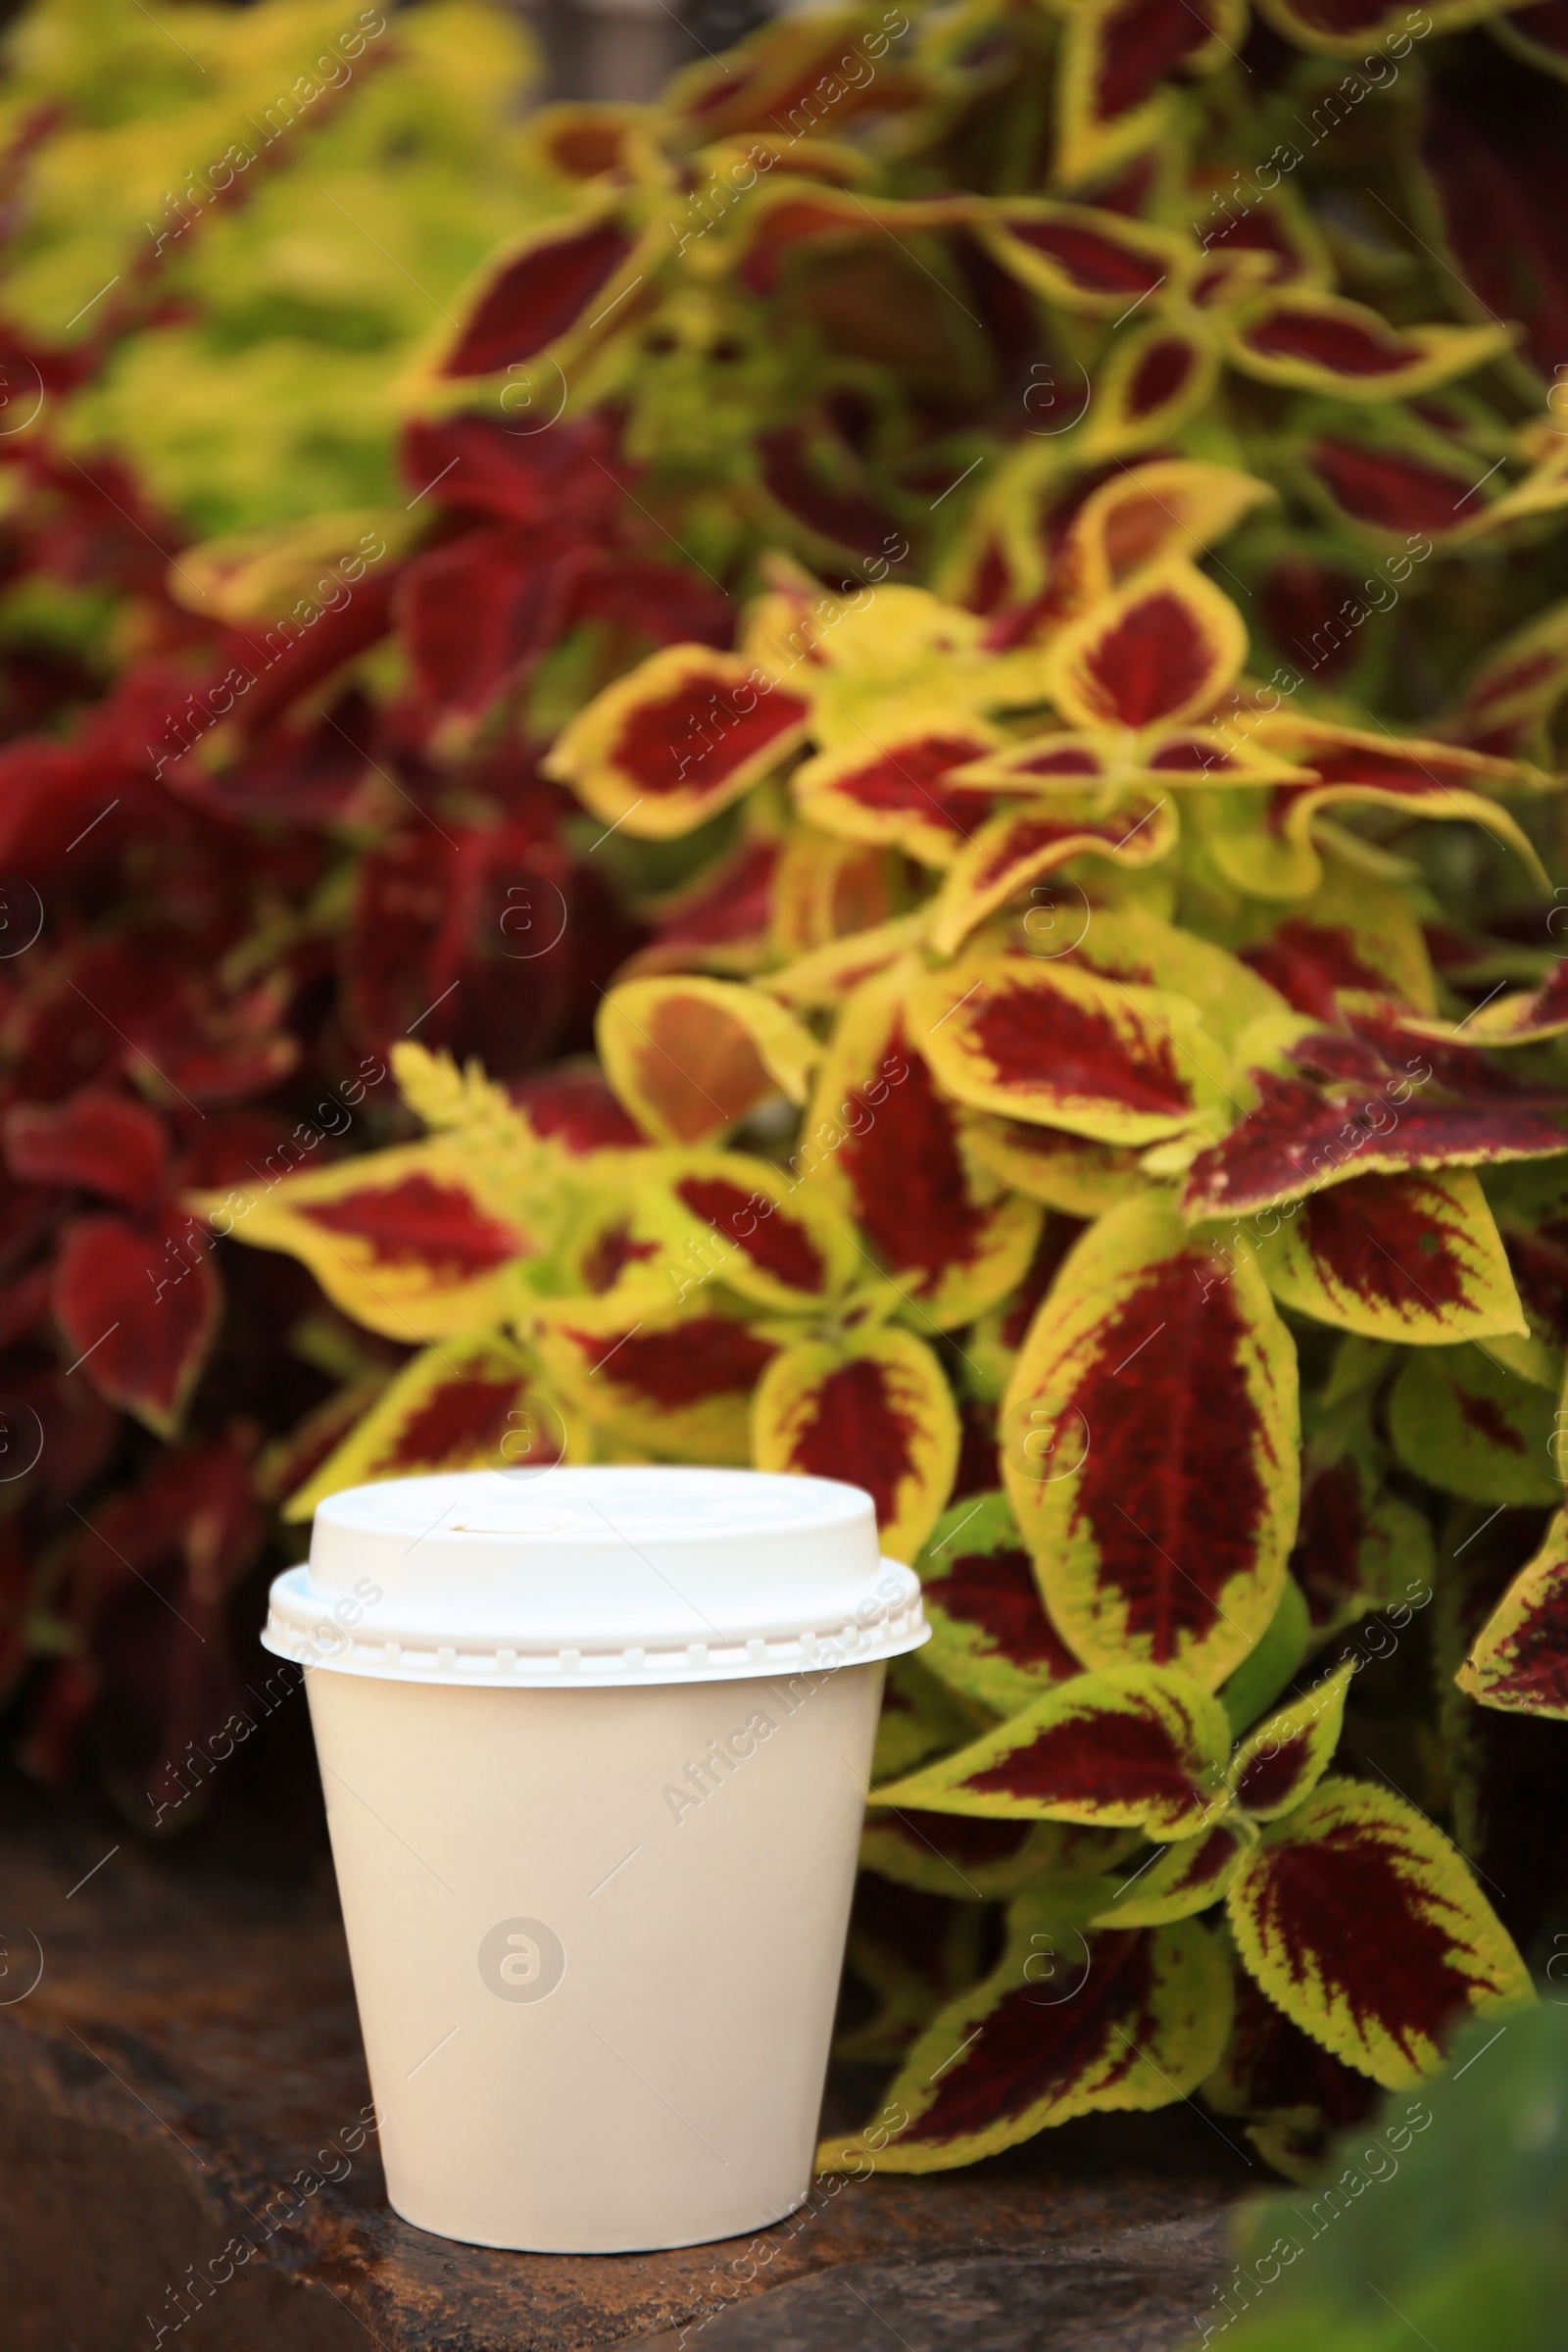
[262, 1465, 928, 2253]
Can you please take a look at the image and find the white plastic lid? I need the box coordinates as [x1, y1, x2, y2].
[262, 1466, 928, 1688]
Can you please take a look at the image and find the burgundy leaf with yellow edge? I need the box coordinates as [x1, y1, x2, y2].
[963, 1112, 1149, 1217]
[1450, 595, 1568, 765]
[1182, 1021, 1568, 1220]
[768, 828, 910, 961]
[753, 1322, 959, 1564]
[1002, 1194, 1298, 1688]
[53, 1204, 220, 1441]
[1042, 559, 1247, 732]
[1203, 1961, 1381, 2182]
[543, 646, 809, 839]
[1054, 461, 1277, 610]
[1439, 961, 1568, 1048]
[533, 1290, 777, 1465]
[194, 1143, 531, 1344]
[929, 794, 1177, 957]
[1234, 855, 1439, 1019]
[791, 721, 999, 868]
[558, 1186, 686, 1306]
[1220, 292, 1511, 399]
[818, 1905, 1232, 2173]
[1458, 1507, 1568, 1718]
[858, 1812, 1074, 1903]
[913, 948, 1219, 1148]
[1251, 1168, 1528, 1347]
[662, 1148, 859, 1310]
[1227, 1775, 1532, 2088]
[915, 1490, 1084, 1714]
[1079, 323, 1219, 461]
[596, 976, 817, 1145]
[1088, 1816, 1258, 1930]
[439, 211, 640, 377]
[875, 1664, 1233, 1842]
[1243, 718, 1550, 894]
[1055, 0, 1244, 187]
[1300, 435, 1478, 541]
[980, 202, 1188, 317]
[1239, 918, 1415, 1021]
[1389, 1342, 1561, 1508]
[759, 911, 930, 1015]
[283, 1333, 585, 1520]
[1227, 1660, 1353, 1821]
[803, 966, 1042, 1328]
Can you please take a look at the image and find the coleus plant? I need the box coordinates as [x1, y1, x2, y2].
[7, 0, 1568, 2173]
[205, 474, 1566, 2173]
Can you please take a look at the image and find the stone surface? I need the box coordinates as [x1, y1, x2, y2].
[0, 1787, 1252, 2351]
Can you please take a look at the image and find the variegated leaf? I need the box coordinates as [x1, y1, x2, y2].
[859, 1811, 1080, 1903]
[803, 966, 1043, 1329]
[1078, 323, 1219, 462]
[916, 1490, 1085, 1714]
[768, 827, 911, 960]
[913, 947, 1225, 1147]
[533, 1291, 777, 1465]
[1072, 461, 1276, 592]
[792, 718, 1003, 868]
[1389, 1344, 1561, 1507]
[1458, 1507, 1568, 1719]
[1202, 1959, 1380, 2179]
[195, 1144, 532, 1344]
[1250, 1168, 1528, 1346]
[929, 794, 1178, 956]
[543, 645, 810, 837]
[1065, 906, 1290, 1051]
[1233, 856, 1439, 1020]
[1247, 718, 1550, 893]
[1088, 1817, 1258, 1930]
[980, 202, 1189, 317]
[759, 912, 930, 1015]
[875, 1664, 1234, 1842]
[1227, 1660, 1353, 1821]
[1220, 292, 1511, 400]
[1227, 1776, 1533, 2088]
[818, 1907, 1232, 2172]
[283, 1333, 586, 1520]
[1042, 558, 1248, 732]
[1054, 0, 1244, 188]
[1182, 1020, 1568, 1221]
[596, 977, 817, 1146]
[1002, 1194, 1299, 1687]
[753, 1322, 959, 1564]
[962, 1112, 1151, 1217]
[660, 1149, 860, 1311]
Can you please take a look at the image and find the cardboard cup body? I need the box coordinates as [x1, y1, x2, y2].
[308, 1658, 884, 2253]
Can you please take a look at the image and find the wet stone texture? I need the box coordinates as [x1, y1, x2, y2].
[0, 1794, 1251, 2352]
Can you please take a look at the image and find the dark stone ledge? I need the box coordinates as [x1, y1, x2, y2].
[0, 1793, 1251, 2351]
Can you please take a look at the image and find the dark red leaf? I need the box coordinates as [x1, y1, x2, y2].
[442, 217, 637, 377]
[52, 1203, 220, 1432]
[4, 1087, 168, 1209]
